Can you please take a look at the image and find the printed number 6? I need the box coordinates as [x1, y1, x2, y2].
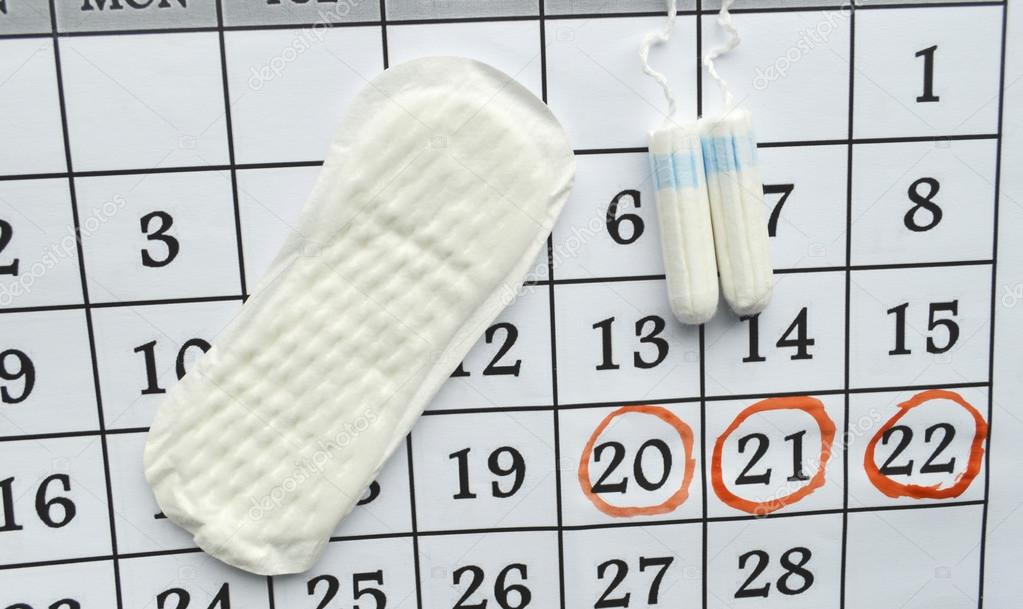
[606, 190, 644, 245]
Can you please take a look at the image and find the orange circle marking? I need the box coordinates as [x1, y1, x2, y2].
[711, 396, 836, 515]
[864, 389, 987, 499]
[578, 405, 696, 517]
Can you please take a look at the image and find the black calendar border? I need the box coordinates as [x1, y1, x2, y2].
[538, 1, 571, 605]
[840, 4, 856, 606]
[0, 380, 993, 443]
[977, 2, 1008, 607]
[43, 0, 125, 607]
[0, 1, 1007, 41]
[0, 498, 988, 573]
[0, 134, 1000, 183]
[0, 261, 995, 315]
[0, 1, 1006, 608]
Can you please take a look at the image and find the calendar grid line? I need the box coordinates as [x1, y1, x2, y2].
[214, 0, 248, 297]
[540, 6, 569, 606]
[0, 31, 53, 40]
[0, 381, 994, 445]
[379, 0, 389, 71]
[0, 132, 999, 182]
[976, 3, 1008, 607]
[541, 8, 569, 606]
[695, 5, 709, 609]
[839, 3, 856, 608]
[699, 326, 709, 609]
[405, 435, 425, 609]
[427, 377, 980, 409]
[0, 554, 113, 572]
[0, 257, 994, 317]
[44, 0, 123, 606]
[855, 0, 1004, 9]
[327, 528, 420, 544]
[788, 260, 993, 272]
[0, 296, 244, 315]
[378, 12, 427, 609]
[425, 379, 992, 406]
[0, 499, 989, 572]
[343, 496, 989, 532]
[832, 133, 998, 145]
[229, 495, 997, 535]
[695, 0, 704, 119]
[2, 0, 1005, 42]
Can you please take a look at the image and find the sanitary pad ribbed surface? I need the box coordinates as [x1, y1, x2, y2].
[143, 57, 575, 575]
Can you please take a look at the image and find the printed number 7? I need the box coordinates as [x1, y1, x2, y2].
[763, 184, 794, 238]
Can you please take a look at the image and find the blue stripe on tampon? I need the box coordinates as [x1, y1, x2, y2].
[651, 153, 676, 190]
[650, 151, 702, 190]
[701, 133, 757, 176]
[673, 148, 701, 191]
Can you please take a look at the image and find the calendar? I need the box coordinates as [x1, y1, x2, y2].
[1, 0, 1020, 608]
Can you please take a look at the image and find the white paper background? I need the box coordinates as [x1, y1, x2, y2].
[0, 1, 1020, 608]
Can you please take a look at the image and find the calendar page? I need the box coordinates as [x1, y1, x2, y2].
[1, 1, 1021, 608]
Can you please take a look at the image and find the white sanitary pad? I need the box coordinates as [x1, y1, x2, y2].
[144, 57, 575, 575]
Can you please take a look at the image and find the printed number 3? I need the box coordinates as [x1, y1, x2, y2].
[141, 211, 180, 268]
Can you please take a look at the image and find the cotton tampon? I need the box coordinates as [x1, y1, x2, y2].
[640, 0, 720, 324]
[699, 0, 774, 316]
[650, 123, 720, 324]
[702, 109, 773, 316]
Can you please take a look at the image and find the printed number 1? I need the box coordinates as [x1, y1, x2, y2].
[916, 45, 940, 103]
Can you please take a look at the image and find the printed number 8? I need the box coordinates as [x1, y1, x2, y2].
[905, 178, 942, 232]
